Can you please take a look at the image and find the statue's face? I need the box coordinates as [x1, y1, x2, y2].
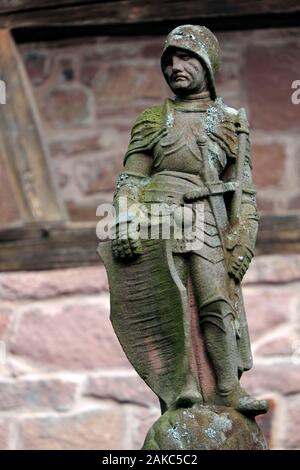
[163, 49, 207, 96]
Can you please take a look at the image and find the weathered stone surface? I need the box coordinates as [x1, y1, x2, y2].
[66, 203, 101, 221]
[50, 127, 129, 159]
[255, 397, 278, 449]
[244, 43, 300, 130]
[0, 353, 40, 379]
[16, 31, 299, 221]
[243, 286, 292, 339]
[79, 40, 146, 87]
[143, 405, 267, 450]
[130, 406, 160, 450]
[0, 419, 10, 450]
[0, 306, 11, 340]
[18, 407, 125, 450]
[10, 299, 130, 371]
[0, 378, 79, 412]
[256, 195, 275, 212]
[287, 193, 300, 210]
[241, 365, 300, 395]
[0, 162, 21, 227]
[45, 86, 93, 128]
[50, 133, 101, 157]
[74, 152, 124, 194]
[141, 41, 165, 58]
[23, 50, 51, 86]
[254, 332, 295, 357]
[0, 266, 108, 300]
[244, 255, 300, 285]
[58, 57, 76, 83]
[6, 30, 299, 453]
[95, 63, 167, 103]
[215, 48, 242, 104]
[284, 395, 300, 449]
[252, 142, 286, 189]
[85, 374, 157, 407]
[79, 60, 100, 87]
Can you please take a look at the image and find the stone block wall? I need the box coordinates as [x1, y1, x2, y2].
[18, 27, 300, 220]
[0, 255, 299, 449]
[0, 27, 299, 449]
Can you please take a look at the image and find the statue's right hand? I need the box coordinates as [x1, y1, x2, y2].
[112, 217, 143, 259]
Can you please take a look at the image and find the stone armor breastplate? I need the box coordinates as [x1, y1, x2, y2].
[152, 109, 227, 179]
[142, 109, 227, 263]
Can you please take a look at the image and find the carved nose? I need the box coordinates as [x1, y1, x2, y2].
[172, 56, 184, 71]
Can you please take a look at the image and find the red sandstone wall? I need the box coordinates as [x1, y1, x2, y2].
[0, 256, 300, 449]
[0, 27, 299, 449]
[18, 27, 300, 219]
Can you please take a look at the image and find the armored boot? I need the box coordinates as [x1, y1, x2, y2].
[215, 384, 268, 417]
[202, 310, 268, 416]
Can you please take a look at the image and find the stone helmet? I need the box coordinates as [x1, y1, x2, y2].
[161, 24, 221, 99]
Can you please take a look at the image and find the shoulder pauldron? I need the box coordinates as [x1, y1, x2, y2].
[124, 98, 250, 164]
[205, 98, 249, 160]
[124, 103, 167, 164]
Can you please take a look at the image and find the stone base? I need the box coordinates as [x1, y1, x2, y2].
[142, 405, 267, 450]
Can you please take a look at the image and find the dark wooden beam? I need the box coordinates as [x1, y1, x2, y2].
[0, 214, 299, 271]
[0, 1, 94, 13]
[0, 0, 299, 30]
[0, 222, 98, 271]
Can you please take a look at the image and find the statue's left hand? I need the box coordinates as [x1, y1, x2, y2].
[227, 244, 253, 283]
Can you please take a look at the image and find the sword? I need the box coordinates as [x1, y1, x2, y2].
[195, 135, 227, 251]
[230, 107, 249, 225]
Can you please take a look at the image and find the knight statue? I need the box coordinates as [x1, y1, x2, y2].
[98, 25, 268, 450]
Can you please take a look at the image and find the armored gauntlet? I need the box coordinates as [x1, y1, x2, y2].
[112, 172, 144, 259]
[227, 188, 259, 283]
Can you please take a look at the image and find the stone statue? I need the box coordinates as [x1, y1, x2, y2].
[98, 25, 268, 450]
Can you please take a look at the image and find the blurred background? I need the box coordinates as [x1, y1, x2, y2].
[0, 0, 300, 450]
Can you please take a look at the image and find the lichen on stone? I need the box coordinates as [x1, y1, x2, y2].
[205, 98, 225, 134]
[166, 111, 174, 128]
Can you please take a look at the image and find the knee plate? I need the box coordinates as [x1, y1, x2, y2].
[199, 297, 239, 335]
